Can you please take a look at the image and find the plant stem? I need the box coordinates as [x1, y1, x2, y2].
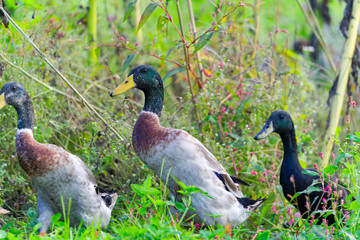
[88, 0, 98, 64]
[0, 7, 124, 141]
[186, 0, 205, 84]
[296, 0, 337, 74]
[322, 0, 360, 166]
[175, 0, 201, 124]
[252, 0, 260, 57]
[135, 0, 143, 43]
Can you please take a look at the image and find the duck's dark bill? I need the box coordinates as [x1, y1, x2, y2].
[110, 74, 136, 97]
[0, 93, 6, 110]
[254, 121, 274, 140]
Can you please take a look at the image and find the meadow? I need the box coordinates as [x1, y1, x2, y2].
[0, 0, 359, 239]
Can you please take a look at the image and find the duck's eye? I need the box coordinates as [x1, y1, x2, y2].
[279, 114, 284, 119]
[11, 86, 17, 91]
[143, 68, 147, 73]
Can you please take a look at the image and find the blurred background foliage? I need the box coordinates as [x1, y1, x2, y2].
[0, 0, 359, 239]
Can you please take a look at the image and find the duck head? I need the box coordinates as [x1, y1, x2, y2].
[254, 110, 294, 140]
[110, 65, 164, 117]
[110, 65, 163, 97]
[0, 82, 34, 130]
[0, 82, 31, 110]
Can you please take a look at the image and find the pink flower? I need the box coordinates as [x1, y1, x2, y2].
[259, 177, 265, 183]
[275, 28, 279, 34]
[281, 29, 288, 33]
[320, 152, 324, 159]
[239, 2, 246, 7]
[107, 15, 115, 22]
[271, 205, 278, 215]
[262, 171, 267, 177]
[251, 171, 258, 176]
[331, 226, 335, 234]
[279, 215, 284, 220]
[289, 218, 294, 225]
[212, 21, 217, 26]
[219, 61, 224, 69]
[212, 12, 216, 18]
[221, 106, 226, 113]
[294, 212, 301, 218]
[331, 152, 335, 159]
[322, 198, 327, 204]
[250, 152, 254, 157]
[287, 207, 292, 216]
[322, 218, 328, 227]
[314, 163, 319, 171]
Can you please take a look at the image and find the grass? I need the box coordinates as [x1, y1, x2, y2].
[0, 0, 359, 239]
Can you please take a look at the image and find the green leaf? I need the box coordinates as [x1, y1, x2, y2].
[175, 202, 185, 212]
[123, 0, 137, 22]
[122, 53, 135, 74]
[9, 228, 21, 235]
[347, 134, 360, 142]
[1, 221, 12, 231]
[154, 200, 166, 206]
[144, 175, 152, 188]
[193, 31, 214, 54]
[137, 2, 160, 32]
[165, 200, 175, 206]
[139, 207, 147, 215]
[162, 68, 185, 82]
[51, 213, 62, 224]
[302, 169, 319, 176]
[323, 165, 338, 175]
[27, 208, 37, 219]
[157, 15, 169, 33]
[257, 230, 270, 240]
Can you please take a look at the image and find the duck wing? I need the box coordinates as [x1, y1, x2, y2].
[47, 143, 97, 185]
[186, 132, 247, 197]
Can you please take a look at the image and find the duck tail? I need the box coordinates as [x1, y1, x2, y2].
[237, 197, 266, 212]
[95, 186, 118, 209]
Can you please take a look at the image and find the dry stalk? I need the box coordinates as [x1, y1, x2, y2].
[322, 0, 360, 166]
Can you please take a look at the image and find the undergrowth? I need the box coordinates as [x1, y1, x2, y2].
[0, 0, 358, 239]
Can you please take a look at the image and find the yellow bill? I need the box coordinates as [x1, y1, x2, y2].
[0, 93, 6, 110]
[254, 121, 274, 140]
[110, 75, 136, 97]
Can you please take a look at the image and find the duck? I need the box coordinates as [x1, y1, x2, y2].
[110, 65, 265, 227]
[254, 110, 350, 226]
[0, 82, 118, 235]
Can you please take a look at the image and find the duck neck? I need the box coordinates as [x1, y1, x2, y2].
[279, 129, 303, 172]
[14, 97, 34, 131]
[143, 87, 164, 118]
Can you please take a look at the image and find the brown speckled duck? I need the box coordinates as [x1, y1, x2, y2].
[110, 65, 265, 227]
[0, 82, 118, 234]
